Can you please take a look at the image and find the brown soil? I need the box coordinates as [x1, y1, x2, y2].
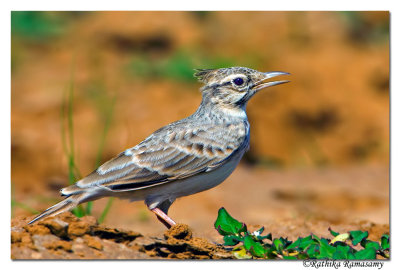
[11, 205, 389, 260]
[11, 212, 232, 259]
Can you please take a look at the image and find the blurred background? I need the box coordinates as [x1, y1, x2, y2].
[11, 11, 389, 239]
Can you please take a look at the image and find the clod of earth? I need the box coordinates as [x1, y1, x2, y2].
[11, 212, 233, 259]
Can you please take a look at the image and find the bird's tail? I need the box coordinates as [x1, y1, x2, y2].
[28, 194, 84, 225]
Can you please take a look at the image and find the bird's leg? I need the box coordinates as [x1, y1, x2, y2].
[151, 207, 177, 228]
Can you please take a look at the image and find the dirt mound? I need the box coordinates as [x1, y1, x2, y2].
[140, 223, 231, 259]
[11, 212, 232, 260]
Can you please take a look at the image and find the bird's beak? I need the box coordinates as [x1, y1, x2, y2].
[252, 71, 290, 92]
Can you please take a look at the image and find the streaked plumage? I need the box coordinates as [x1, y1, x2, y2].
[29, 66, 289, 227]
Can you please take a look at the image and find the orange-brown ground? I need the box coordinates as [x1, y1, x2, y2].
[11, 11, 389, 259]
[12, 213, 232, 259]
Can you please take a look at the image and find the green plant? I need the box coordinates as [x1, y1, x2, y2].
[60, 72, 114, 222]
[84, 82, 116, 217]
[61, 76, 85, 217]
[214, 207, 389, 260]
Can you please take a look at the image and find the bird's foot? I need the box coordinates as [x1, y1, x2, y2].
[151, 207, 177, 229]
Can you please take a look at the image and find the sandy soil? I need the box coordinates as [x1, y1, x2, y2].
[12, 213, 232, 259]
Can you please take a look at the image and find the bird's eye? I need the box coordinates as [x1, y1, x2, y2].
[233, 77, 244, 86]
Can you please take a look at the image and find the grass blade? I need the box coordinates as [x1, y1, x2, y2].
[98, 198, 114, 224]
[11, 200, 40, 215]
[86, 93, 115, 216]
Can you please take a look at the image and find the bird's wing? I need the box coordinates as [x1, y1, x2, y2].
[71, 122, 247, 192]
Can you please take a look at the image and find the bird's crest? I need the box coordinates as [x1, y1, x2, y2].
[193, 68, 217, 83]
[194, 67, 256, 84]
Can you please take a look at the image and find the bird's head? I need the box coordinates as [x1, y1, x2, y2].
[194, 67, 289, 108]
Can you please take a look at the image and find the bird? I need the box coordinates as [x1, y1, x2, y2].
[28, 66, 289, 228]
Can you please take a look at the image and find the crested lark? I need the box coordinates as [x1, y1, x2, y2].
[29, 67, 289, 228]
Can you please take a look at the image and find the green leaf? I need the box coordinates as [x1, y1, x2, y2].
[355, 247, 377, 259]
[329, 227, 339, 237]
[381, 234, 389, 250]
[317, 238, 336, 259]
[350, 230, 369, 246]
[347, 252, 356, 260]
[364, 240, 380, 251]
[333, 245, 351, 259]
[257, 233, 272, 241]
[214, 207, 247, 236]
[243, 235, 266, 258]
[273, 238, 284, 253]
[299, 238, 317, 249]
[313, 234, 321, 242]
[306, 244, 318, 258]
[223, 235, 243, 246]
[286, 237, 302, 250]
